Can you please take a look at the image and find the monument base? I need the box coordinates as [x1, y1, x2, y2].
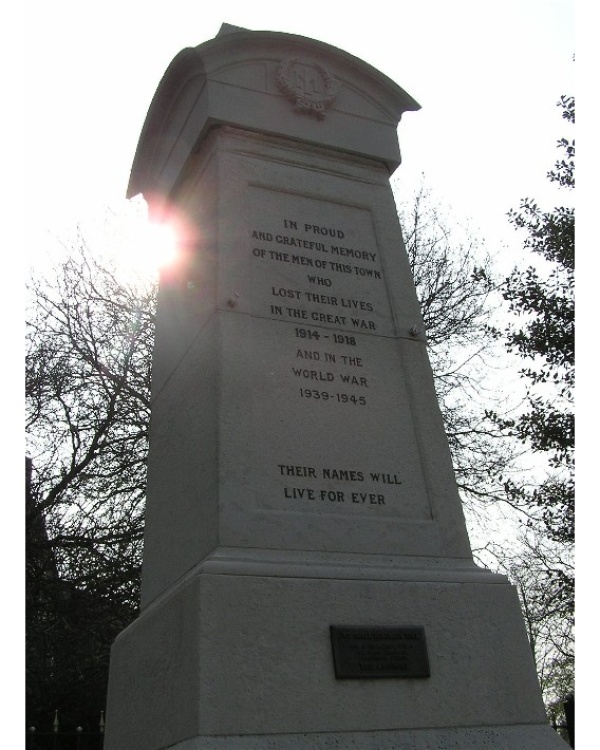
[165, 725, 564, 749]
[105, 549, 565, 750]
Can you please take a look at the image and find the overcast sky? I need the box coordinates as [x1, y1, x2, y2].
[8, 0, 575, 271]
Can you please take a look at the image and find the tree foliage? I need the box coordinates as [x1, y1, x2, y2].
[486, 96, 575, 711]
[496, 95, 574, 557]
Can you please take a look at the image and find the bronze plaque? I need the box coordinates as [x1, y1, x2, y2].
[330, 626, 430, 679]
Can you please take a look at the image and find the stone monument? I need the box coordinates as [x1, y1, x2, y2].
[105, 24, 566, 749]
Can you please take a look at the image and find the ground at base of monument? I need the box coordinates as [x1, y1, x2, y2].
[165, 724, 567, 749]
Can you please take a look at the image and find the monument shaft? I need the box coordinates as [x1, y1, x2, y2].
[105, 26, 566, 749]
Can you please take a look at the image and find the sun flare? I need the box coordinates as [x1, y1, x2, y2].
[142, 220, 178, 271]
[111, 196, 183, 280]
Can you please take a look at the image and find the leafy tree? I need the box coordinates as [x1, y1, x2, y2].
[493, 95, 574, 612]
[481, 97, 575, 731]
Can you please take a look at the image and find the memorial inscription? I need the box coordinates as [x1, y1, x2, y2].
[246, 192, 387, 416]
[330, 626, 431, 679]
[230, 185, 433, 521]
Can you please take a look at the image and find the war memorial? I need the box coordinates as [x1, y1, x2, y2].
[104, 24, 567, 749]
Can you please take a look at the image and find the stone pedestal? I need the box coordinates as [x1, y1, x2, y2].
[105, 25, 566, 749]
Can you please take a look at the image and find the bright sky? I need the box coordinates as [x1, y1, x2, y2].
[9, 0, 575, 271]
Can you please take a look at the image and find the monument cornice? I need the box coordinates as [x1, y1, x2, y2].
[127, 25, 420, 202]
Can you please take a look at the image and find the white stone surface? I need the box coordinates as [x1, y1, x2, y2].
[140, 128, 474, 607]
[106, 563, 562, 750]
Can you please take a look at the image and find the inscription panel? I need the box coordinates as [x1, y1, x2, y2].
[220, 177, 433, 530]
[330, 626, 430, 679]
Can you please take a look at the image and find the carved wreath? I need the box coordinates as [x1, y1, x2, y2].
[277, 58, 340, 119]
